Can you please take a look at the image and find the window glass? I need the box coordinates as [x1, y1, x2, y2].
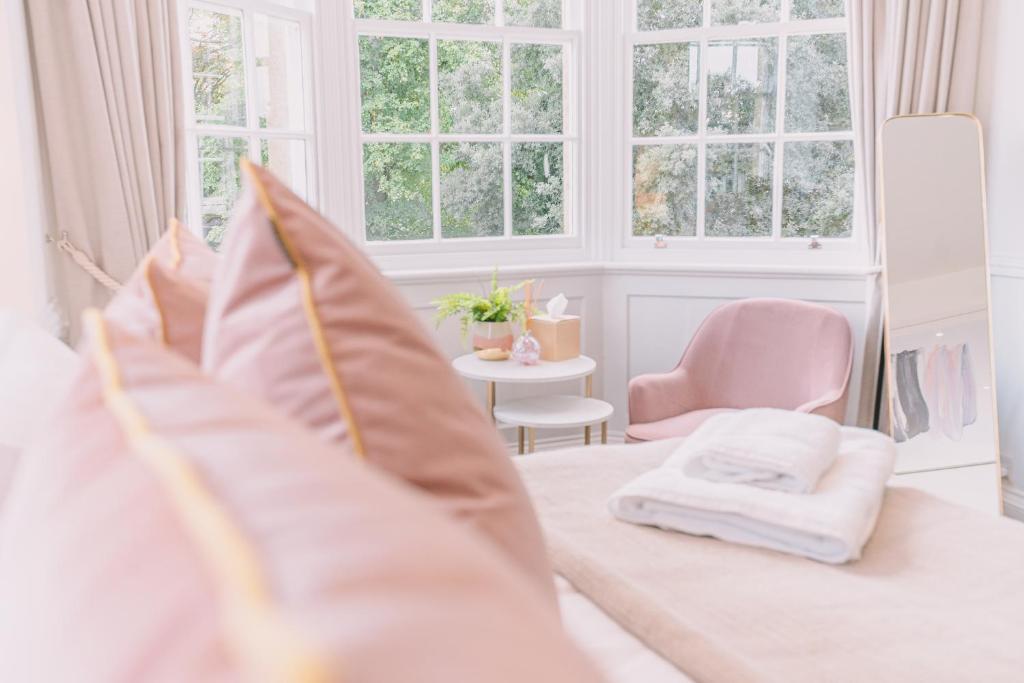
[440, 142, 504, 238]
[792, 0, 844, 20]
[363, 142, 434, 241]
[782, 140, 854, 238]
[197, 136, 248, 249]
[505, 0, 562, 28]
[513, 143, 564, 235]
[785, 33, 851, 132]
[633, 42, 701, 137]
[633, 145, 698, 236]
[706, 38, 777, 135]
[711, 0, 779, 25]
[437, 40, 503, 134]
[637, 0, 702, 30]
[512, 44, 563, 134]
[354, 0, 422, 20]
[432, 0, 494, 23]
[705, 143, 774, 237]
[253, 14, 305, 130]
[359, 36, 430, 134]
[190, 8, 246, 127]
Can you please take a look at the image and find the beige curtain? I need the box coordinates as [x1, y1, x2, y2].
[24, 0, 184, 340]
[848, 0, 983, 427]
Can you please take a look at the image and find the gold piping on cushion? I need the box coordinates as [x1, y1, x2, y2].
[167, 218, 184, 270]
[240, 159, 367, 459]
[143, 258, 170, 347]
[82, 309, 330, 683]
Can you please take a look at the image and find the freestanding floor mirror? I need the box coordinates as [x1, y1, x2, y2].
[880, 113, 1003, 513]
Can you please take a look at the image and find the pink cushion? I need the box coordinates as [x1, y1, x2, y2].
[0, 314, 603, 682]
[104, 219, 218, 362]
[202, 161, 553, 603]
[626, 409, 736, 442]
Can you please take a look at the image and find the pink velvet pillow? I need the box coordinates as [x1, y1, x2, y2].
[0, 314, 603, 682]
[104, 219, 217, 361]
[202, 161, 553, 603]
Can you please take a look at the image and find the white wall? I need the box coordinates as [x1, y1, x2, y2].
[975, 0, 1024, 492]
[0, 3, 48, 326]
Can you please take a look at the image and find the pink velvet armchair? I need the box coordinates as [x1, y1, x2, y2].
[626, 298, 854, 442]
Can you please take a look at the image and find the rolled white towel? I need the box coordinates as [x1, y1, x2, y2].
[609, 427, 896, 564]
[681, 408, 841, 493]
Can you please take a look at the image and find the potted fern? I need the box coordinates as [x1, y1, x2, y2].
[433, 269, 532, 351]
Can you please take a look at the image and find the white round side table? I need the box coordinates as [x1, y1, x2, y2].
[452, 354, 612, 454]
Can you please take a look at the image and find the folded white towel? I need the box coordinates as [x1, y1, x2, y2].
[608, 427, 896, 564]
[681, 408, 841, 493]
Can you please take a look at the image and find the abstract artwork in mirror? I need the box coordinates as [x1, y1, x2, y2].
[880, 114, 1002, 507]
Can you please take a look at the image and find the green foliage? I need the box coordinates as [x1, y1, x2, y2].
[354, 0, 421, 20]
[433, 270, 532, 339]
[637, 0, 702, 30]
[433, 0, 493, 23]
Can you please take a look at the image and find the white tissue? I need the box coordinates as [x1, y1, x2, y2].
[546, 293, 568, 318]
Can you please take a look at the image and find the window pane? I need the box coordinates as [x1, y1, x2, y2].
[512, 44, 563, 134]
[438, 40, 502, 134]
[711, 0, 779, 24]
[505, 0, 562, 28]
[260, 139, 309, 201]
[197, 136, 248, 250]
[432, 0, 494, 23]
[792, 0, 844, 19]
[189, 8, 246, 127]
[633, 42, 700, 137]
[513, 143, 564, 235]
[707, 38, 777, 134]
[786, 34, 851, 132]
[363, 143, 433, 241]
[254, 14, 305, 130]
[706, 143, 774, 237]
[633, 144, 697, 236]
[637, 0, 702, 30]
[782, 140, 853, 238]
[359, 36, 430, 134]
[440, 143, 503, 238]
[354, 0, 421, 20]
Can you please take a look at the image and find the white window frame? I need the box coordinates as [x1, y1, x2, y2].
[179, 0, 318, 239]
[341, 0, 584, 260]
[623, 0, 857, 255]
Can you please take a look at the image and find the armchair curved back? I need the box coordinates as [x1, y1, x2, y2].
[679, 298, 853, 421]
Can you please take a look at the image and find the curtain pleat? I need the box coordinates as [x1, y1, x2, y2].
[23, 0, 184, 340]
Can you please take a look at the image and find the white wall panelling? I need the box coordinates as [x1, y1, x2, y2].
[976, 0, 1024, 508]
[391, 263, 877, 449]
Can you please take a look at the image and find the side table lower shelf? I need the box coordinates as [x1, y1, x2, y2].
[492, 395, 614, 454]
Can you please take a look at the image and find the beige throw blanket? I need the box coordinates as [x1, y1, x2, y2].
[518, 440, 1024, 683]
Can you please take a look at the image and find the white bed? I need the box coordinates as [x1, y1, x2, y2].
[559, 574, 692, 683]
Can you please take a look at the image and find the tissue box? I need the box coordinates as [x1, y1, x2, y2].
[527, 315, 580, 362]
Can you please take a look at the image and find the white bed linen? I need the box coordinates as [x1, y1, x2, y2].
[557, 575, 692, 683]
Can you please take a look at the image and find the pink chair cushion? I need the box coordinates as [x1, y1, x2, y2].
[202, 161, 553, 604]
[104, 219, 218, 362]
[0, 314, 604, 682]
[626, 409, 736, 442]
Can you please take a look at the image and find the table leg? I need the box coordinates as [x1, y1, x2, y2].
[601, 421, 608, 444]
[528, 428, 536, 454]
[517, 426, 525, 455]
[584, 375, 593, 443]
[486, 381, 496, 422]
